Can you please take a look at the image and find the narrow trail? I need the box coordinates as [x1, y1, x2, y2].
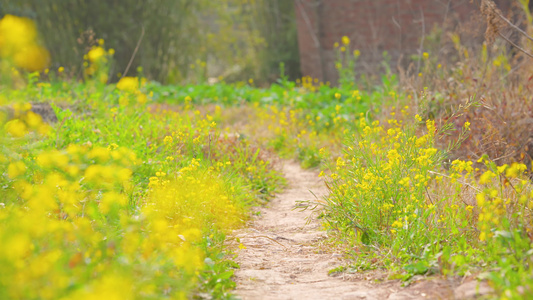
[231, 161, 492, 300]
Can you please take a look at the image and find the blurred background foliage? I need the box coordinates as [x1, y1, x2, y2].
[0, 0, 300, 84]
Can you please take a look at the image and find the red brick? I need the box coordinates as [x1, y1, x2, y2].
[295, 0, 511, 84]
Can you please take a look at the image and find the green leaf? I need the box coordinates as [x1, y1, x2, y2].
[404, 261, 429, 275]
[361, 230, 371, 245]
[216, 270, 234, 281]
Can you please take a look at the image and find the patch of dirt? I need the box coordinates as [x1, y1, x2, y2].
[230, 161, 494, 300]
[1, 102, 58, 123]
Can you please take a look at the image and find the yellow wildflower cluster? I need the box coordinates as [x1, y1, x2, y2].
[324, 113, 442, 244]
[145, 159, 245, 235]
[474, 161, 532, 242]
[0, 128, 237, 298]
[116, 76, 149, 105]
[0, 15, 50, 72]
[3, 103, 50, 137]
[299, 76, 320, 92]
[247, 104, 347, 168]
[83, 40, 114, 83]
[116, 76, 140, 92]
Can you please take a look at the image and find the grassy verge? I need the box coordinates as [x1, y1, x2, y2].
[0, 77, 285, 299]
[321, 109, 532, 297]
[317, 28, 533, 299]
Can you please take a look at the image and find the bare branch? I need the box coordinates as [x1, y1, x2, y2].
[121, 26, 145, 79]
[491, 3, 533, 44]
[498, 31, 533, 59]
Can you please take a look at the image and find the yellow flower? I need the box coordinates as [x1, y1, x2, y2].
[108, 143, 119, 150]
[164, 136, 173, 144]
[13, 44, 50, 71]
[342, 36, 350, 45]
[0, 15, 37, 57]
[476, 193, 486, 206]
[505, 163, 527, 178]
[88, 46, 106, 63]
[398, 177, 410, 187]
[8, 161, 26, 179]
[116, 77, 139, 92]
[5, 119, 27, 137]
[136, 92, 147, 104]
[392, 220, 403, 228]
[496, 164, 508, 175]
[479, 171, 495, 184]
[0, 15, 50, 71]
[426, 119, 436, 136]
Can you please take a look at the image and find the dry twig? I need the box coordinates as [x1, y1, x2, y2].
[121, 26, 145, 79]
[480, 0, 533, 59]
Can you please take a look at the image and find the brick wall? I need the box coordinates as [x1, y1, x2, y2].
[295, 0, 511, 84]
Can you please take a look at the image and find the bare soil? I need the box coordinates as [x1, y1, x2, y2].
[230, 161, 494, 300]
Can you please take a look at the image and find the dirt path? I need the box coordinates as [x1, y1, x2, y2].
[231, 161, 493, 300]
